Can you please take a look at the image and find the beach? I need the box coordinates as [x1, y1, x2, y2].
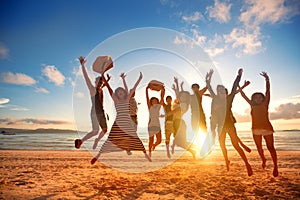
[0, 150, 299, 199]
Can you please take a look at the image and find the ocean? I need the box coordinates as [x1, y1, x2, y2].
[0, 130, 299, 151]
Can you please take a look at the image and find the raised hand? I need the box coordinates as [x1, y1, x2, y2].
[78, 56, 85, 66]
[120, 73, 126, 79]
[174, 77, 178, 84]
[106, 74, 111, 81]
[138, 72, 143, 80]
[238, 68, 243, 76]
[260, 71, 269, 80]
[243, 80, 250, 87]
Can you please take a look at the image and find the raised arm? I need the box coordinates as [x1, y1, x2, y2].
[205, 69, 216, 97]
[146, 86, 151, 109]
[101, 72, 116, 101]
[128, 72, 143, 99]
[238, 81, 251, 105]
[260, 71, 270, 105]
[120, 73, 128, 94]
[199, 86, 207, 95]
[236, 80, 250, 94]
[229, 68, 242, 96]
[79, 56, 95, 96]
[160, 87, 165, 106]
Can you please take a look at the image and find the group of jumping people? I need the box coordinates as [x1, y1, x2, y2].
[74, 56, 278, 177]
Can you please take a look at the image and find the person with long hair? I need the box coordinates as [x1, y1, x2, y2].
[91, 72, 151, 164]
[239, 72, 278, 177]
[74, 56, 108, 150]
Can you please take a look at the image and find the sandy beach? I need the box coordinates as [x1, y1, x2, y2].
[0, 149, 299, 199]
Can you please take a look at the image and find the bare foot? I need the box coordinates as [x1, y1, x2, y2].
[167, 150, 171, 159]
[171, 144, 175, 154]
[126, 150, 132, 155]
[246, 163, 253, 176]
[93, 138, 100, 149]
[273, 166, 278, 177]
[144, 153, 152, 162]
[243, 146, 251, 153]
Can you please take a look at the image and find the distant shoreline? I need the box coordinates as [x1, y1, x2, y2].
[0, 128, 77, 134]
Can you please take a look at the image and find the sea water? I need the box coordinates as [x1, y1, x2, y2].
[0, 130, 299, 151]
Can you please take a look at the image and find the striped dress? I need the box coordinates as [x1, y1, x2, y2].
[99, 101, 146, 153]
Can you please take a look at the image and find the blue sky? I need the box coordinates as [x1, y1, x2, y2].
[0, 0, 300, 130]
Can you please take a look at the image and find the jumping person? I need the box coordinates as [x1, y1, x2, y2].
[239, 72, 278, 177]
[206, 69, 252, 176]
[75, 56, 108, 150]
[146, 85, 165, 157]
[91, 72, 151, 164]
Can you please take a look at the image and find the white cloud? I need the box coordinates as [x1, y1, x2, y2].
[34, 87, 49, 94]
[0, 44, 9, 59]
[10, 107, 29, 111]
[173, 35, 189, 45]
[206, 0, 232, 23]
[1, 72, 36, 86]
[271, 103, 300, 120]
[0, 98, 10, 105]
[224, 27, 263, 56]
[75, 92, 85, 98]
[42, 65, 65, 86]
[182, 12, 204, 23]
[240, 0, 300, 28]
[205, 34, 226, 57]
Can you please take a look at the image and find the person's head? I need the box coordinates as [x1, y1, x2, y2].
[191, 84, 200, 93]
[216, 85, 226, 95]
[178, 91, 190, 104]
[251, 92, 265, 105]
[115, 87, 127, 100]
[150, 97, 159, 106]
[166, 96, 172, 104]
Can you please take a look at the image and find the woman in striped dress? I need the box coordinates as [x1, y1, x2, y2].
[91, 72, 151, 164]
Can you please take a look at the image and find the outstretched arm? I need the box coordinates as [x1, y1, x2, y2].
[160, 87, 165, 106]
[230, 68, 242, 95]
[236, 80, 250, 94]
[238, 82, 251, 105]
[146, 86, 151, 109]
[199, 86, 207, 95]
[79, 56, 95, 96]
[129, 72, 143, 99]
[205, 69, 216, 97]
[101, 72, 116, 101]
[120, 73, 128, 94]
[260, 71, 270, 105]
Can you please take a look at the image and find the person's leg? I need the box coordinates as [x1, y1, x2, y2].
[165, 125, 171, 158]
[153, 131, 162, 150]
[219, 130, 230, 171]
[210, 116, 217, 142]
[75, 129, 99, 149]
[93, 128, 107, 149]
[238, 137, 251, 153]
[228, 127, 252, 176]
[264, 134, 278, 177]
[148, 136, 154, 156]
[253, 133, 266, 169]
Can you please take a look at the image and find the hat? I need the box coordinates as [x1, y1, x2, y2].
[92, 56, 113, 74]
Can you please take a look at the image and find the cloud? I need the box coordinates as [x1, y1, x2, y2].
[10, 107, 29, 111]
[205, 34, 226, 57]
[0, 98, 10, 105]
[75, 92, 85, 98]
[0, 44, 9, 60]
[206, 0, 232, 23]
[182, 11, 204, 23]
[0, 118, 71, 125]
[270, 103, 300, 120]
[1, 72, 37, 86]
[42, 65, 65, 86]
[34, 87, 49, 94]
[235, 103, 300, 122]
[224, 27, 263, 56]
[240, 0, 300, 28]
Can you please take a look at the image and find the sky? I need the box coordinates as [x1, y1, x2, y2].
[0, 0, 300, 131]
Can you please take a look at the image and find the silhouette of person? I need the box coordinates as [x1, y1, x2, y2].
[239, 72, 278, 177]
[206, 68, 252, 176]
[75, 56, 108, 150]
